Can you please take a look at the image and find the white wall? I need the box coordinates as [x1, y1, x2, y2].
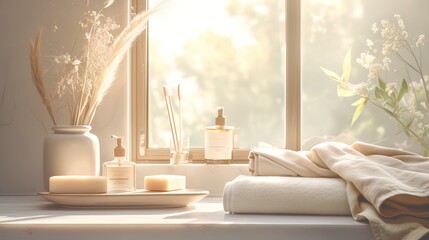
[0, 0, 129, 195]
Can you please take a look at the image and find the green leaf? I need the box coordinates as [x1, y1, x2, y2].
[375, 87, 388, 99]
[351, 98, 368, 126]
[375, 87, 383, 99]
[398, 79, 408, 101]
[342, 49, 352, 83]
[337, 85, 355, 97]
[320, 67, 341, 82]
[378, 78, 386, 89]
[351, 97, 366, 106]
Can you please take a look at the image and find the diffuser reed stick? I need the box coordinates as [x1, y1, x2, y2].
[178, 83, 183, 152]
[163, 85, 179, 152]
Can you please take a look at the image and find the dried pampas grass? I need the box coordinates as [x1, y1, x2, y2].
[29, 30, 57, 125]
[29, 1, 165, 125]
[81, 2, 163, 124]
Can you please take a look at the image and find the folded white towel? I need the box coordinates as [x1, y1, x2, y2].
[223, 175, 351, 215]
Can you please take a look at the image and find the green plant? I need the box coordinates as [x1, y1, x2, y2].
[322, 14, 428, 156]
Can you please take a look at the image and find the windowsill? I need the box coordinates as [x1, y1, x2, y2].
[0, 196, 374, 240]
[136, 164, 250, 197]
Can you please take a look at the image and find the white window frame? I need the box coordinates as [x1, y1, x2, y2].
[131, 0, 300, 163]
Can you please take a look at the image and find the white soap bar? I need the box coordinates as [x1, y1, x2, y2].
[49, 176, 107, 194]
[144, 175, 186, 191]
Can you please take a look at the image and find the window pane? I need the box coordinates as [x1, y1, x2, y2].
[148, 0, 286, 148]
[302, 0, 429, 156]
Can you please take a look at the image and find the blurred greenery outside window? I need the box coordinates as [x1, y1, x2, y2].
[134, 0, 429, 161]
[144, 0, 286, 158]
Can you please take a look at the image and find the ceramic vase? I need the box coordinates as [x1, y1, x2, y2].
[43, 125, 100, 190]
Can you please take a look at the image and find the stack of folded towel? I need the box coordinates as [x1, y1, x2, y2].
[223, 142, 429, 240]
[224, 176, 350, 215]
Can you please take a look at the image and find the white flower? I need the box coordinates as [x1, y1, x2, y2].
[72, 59, 81, 65]
[382, 57, 391, 64]
[385, 83, 398, 97]
[354, 82, 369, 97]
[55, 54, 72, 64]
[385, 82, 397, 97]
[356, 52, 375, 69]
[383, 57, 391, 70]
[368, 63, 384, 80]
[416, 35, 425, 47]
[382, 42, 393, 55]
[79, 20, 88, 28]
[377, 17, 408, 54]
[64, 54, 71, 64]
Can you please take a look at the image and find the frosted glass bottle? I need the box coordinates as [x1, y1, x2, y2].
[103, 136, 136, 193]
[205, 107, 234, 164]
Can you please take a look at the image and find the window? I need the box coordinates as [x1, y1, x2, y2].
[131, 0, 298, 162]
[134, 0, 429, 162]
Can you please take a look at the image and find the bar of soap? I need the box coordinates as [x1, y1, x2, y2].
[49, 176, 107, 194]
[144, 175, 186, 191]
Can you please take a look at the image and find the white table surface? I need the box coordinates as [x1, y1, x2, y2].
[0, 196, 374, 240]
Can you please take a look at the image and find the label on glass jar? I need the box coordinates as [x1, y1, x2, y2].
[106, 165, 134, 191]
[205, 130, 233, 160]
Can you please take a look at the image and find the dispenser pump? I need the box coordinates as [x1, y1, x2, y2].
[215, 107, 226, 126]
[112, 135, 125, 157]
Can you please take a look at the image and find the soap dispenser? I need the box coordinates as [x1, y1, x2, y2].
[204, 107, 234, 164]
[103, 135, 136, 193]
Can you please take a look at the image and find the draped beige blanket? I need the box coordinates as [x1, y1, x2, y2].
[248, 142, 429, 240]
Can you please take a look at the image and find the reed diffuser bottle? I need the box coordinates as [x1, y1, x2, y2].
[205, 107, 234, 164]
